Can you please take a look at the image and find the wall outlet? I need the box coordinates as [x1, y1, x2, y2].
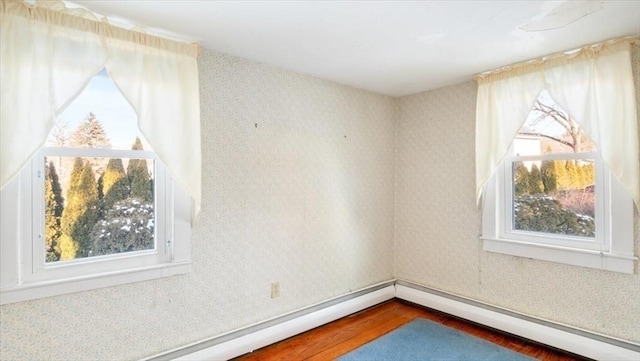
[271, 282, 280, 299]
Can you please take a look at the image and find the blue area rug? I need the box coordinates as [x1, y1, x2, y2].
[337, 318, 535, 361]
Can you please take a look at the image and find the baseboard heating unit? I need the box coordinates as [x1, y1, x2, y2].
[145, 279, 640, 361]
[145, 281, 396, 361]
[395, 280, 640, 361]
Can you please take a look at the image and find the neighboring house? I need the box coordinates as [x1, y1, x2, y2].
[513, 135, 541, 170]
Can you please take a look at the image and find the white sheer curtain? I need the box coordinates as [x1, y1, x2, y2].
[475, 39, 639, 209]
[0, 1, 202, 215]
[0, 1, 107, 189]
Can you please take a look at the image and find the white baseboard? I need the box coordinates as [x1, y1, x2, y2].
[148, 282, 396, 361]
[395, 283, 640, 361]
[149, 280, 638, 361]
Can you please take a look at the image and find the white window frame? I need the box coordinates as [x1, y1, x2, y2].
[0, 148, 191, 305]
[504, 151, 604, 251]
[482, 148, 636, 274]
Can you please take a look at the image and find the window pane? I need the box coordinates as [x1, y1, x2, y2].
[512, 159, 595, 238]
[46, 68, 151, 151]
[44, 156, 155, 263]
[515, 90, 595, 156]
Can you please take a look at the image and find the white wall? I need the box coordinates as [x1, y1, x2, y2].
[0, 49, 397, 360]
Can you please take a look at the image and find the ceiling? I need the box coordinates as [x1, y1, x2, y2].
[71, 0, 640, 97]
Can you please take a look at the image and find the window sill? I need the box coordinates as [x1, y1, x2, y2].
[0, 261, 191, 305]
[482, 237, 636, 274]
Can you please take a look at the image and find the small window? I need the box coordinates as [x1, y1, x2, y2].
[0, 70, 191, 304]
[482, 91, 634, 273]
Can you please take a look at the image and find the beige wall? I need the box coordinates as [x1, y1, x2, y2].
[395, 44, 640, 343]
[1, 43, 638, 360]
[0, 49, 397, 360]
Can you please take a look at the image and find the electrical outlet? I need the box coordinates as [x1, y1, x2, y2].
[271, 282, 280, 299]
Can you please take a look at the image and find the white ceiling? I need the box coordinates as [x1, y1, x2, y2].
[71, 0, 640, 97]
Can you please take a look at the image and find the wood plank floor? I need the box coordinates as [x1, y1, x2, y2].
[233, 299, 590, 361]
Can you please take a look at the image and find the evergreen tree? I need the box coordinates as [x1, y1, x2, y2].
[565, 160, 580, 190]
[528, 164, 544, 194]
[59, 158, 100, 259]
[75, 161, 100, 257]
[100, 158, 129, 212]
[58, 234, 78, 261]
[91, 198, 154, 256]
[70, 112, 111, 148]
[44, 161, 64, 262]
[553, 160, 570, 190]
[581, 163, 595, 187]
[70, 112, 111, 176]
[575, 164, 586, 189]
[540, 160, 557, 194]
[513, 163, 530, 196]
[127, 137, 153, 202]
[97, 173, 104, 215]
[60, 158, 83, 260]
[60, 158, 83, 252]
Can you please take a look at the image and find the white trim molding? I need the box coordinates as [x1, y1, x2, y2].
[481, 160, 636, 274]
[0, 161, 193, 305]
[145, 280, 639, 361]
[395, 280, 640, 361]
[144, 281, 396, 361]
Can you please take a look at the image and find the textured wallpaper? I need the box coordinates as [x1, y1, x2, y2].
[0, 49, 396, 360]
[395, 44, 640, 343]
[2, 42, 639, 360]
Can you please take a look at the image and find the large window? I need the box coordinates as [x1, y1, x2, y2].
[476, 40, 638, 274]
[0, 70, 191, 304]
[508, 91, 600, 246]
[42, 70, 159, 264]
[481, 92, 635, 273]
[1, 2, 200, 304]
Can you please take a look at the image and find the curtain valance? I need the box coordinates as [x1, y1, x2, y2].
[0, 0, 202, 215]
[475, 38, 639, 209]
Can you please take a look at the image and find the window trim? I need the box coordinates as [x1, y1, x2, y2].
[481, 155, 636, 274]
[0, 150, 191, 305]
[31, 147, 171, 281]
[503, 151, 603, 251]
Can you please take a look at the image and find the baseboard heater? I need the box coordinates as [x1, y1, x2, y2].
[146, 279, 639, 361]
[145, 281, 396, 361]
[395, 280, 640, 361]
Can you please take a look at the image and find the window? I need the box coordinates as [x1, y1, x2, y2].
[0, 70, 191, 304]
[1, 2, 200, 304]
[481, 91, 635, 274]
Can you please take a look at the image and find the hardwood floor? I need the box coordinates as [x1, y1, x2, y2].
[233, 300, 590, 361]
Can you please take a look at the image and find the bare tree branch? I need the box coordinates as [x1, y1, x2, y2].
[517, 132, 575, 150]
[528, 99, 583, 153]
